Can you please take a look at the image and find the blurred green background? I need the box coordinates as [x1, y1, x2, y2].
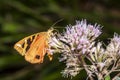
[0, 0, 120, 80]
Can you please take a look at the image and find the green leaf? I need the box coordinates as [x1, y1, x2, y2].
[105, 75, 111, 80]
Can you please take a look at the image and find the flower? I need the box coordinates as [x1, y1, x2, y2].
[87, 42, 107, 77]
[106, 33, 120, 59]
[105, 33, 120, 74]
[87, 34, 120, 79]
[48, 19, 102, 77]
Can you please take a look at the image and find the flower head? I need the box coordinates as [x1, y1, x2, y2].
[48, 20, 102, 77]
[106, 33, 120, 59]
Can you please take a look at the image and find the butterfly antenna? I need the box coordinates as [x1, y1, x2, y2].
[48, 18, 64, 33]
[51, 18, 64, 28]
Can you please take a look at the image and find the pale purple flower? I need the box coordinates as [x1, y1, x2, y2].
[87, 42, 108, 77]
[48, 20, 102, 77]
[87, 34, 120, 79]
[48, 20, 120, 79]
[106, 33, 120, 59]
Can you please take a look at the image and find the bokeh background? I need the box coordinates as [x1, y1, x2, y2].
[0, 0, 120, 80]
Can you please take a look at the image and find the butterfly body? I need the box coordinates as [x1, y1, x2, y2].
[14, 29, 53, 64]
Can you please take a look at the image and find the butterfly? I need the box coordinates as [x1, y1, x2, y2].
[14, 28, 54, 64]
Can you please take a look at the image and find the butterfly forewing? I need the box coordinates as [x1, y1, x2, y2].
[14, 29, 53, 64]
[24, 32, 48, 63]
[14, 33, 39, 56]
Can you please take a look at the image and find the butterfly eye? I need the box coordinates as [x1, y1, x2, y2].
[35, 55, 40, 59]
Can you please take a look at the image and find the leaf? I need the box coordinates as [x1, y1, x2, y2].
[105, 75, 111, 80]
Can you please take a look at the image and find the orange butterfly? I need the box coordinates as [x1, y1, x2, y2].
[14, 28, 53, 64]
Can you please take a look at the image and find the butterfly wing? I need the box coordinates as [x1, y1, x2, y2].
[14, 32, 50, 63]
[14, 33, 40, 56]
[24, 32, 48, 63]
[14, 28, 54, 64]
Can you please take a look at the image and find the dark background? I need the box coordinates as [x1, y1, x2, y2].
[0, 0, 120, 80]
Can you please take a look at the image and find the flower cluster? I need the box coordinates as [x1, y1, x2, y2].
[87, 34, 120, 80]
[106, 33, 120, 59]
[48, 20, 120, 80]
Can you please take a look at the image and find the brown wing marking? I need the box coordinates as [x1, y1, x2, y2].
[14, 34, 36, 56]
